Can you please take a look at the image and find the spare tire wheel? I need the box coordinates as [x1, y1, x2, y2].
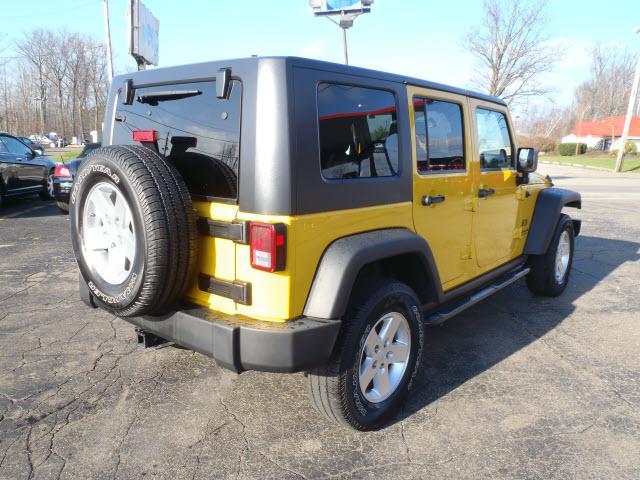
[70, 145, 198, 317]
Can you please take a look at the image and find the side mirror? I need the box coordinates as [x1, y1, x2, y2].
[33, 148, 42, 156]
[517, 147, 538, 173]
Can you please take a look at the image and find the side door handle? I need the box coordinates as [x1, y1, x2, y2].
[422, 194, 446, 206]
[478, 188, 496, 199]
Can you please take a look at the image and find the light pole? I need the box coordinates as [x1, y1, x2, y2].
[615, 26, 640, 173]
[308, 1, 373, 65]
[103, 0, 114, 85]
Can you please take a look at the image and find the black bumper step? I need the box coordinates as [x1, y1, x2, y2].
[125, 305, 341, 373]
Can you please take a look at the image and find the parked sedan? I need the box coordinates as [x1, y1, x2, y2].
[17, 136, 46, 156]
[53, 142, 100, 213]
[0, 133, 58, 209]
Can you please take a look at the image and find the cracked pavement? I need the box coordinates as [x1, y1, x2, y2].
[1, 163, 639, 479]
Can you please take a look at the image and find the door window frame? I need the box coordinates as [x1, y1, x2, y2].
[412, 95, 467, 176]
[475, 106, 515, 171]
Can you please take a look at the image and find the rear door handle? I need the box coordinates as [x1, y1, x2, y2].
[478, 188, 496, 198]
[422, 194, 446, 206]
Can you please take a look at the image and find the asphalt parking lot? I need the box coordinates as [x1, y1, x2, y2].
[1, 164, 639, 479]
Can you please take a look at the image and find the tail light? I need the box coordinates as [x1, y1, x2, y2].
[132, 130, 158, 142]
[250, 222, 286, 272]
[54, 164, 72, 177]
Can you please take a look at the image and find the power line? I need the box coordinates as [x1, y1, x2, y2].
[0, 1, 95, 20]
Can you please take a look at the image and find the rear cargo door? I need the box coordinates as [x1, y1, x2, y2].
[111, 79, 243, 311]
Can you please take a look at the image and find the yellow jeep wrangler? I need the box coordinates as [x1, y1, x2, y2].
[70, 57, 580, 430]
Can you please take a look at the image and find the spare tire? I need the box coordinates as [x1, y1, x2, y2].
[70, 145, 198, 317]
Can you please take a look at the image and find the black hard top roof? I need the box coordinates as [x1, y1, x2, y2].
[282, 56, 506, 106]
[118, 56, 506, 107]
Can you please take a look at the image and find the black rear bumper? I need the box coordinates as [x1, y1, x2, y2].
[123, 306, 341, 373]
[53, 178, 72, 203]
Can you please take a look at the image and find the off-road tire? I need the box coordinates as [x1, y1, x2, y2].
[526, 214, 575, 297]
[306, 279, 424, 430]
[57, 201, 69, 214]
[70, 145, 198, 317]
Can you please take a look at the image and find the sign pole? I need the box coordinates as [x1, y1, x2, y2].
[343, 27, 349, 65]
[103, 0, 114, 84]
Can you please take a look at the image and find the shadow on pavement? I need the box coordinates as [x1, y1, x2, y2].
[0, 198, 64, 219]
[392, 234, 640, 425]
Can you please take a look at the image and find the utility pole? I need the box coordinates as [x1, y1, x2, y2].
[615, 27, 640, 173]
[103, 0, 114, 85]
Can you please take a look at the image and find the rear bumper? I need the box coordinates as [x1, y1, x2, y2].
[53, 178, 73, 203]
[124, 306, 341, 373]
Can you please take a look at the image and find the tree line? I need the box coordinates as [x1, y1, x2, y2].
[465, 0, 638, 150]
[0, 29, 108, 142]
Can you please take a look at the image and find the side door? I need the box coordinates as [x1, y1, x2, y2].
[408, 86, 474, 290]
[0, 137, 19, 193]
[469, 100, 520, 270]
[1, 135, 43, 190]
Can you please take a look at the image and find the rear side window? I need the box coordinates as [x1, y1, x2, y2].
[114, 80, 241, 200]
[476, 108, 513, 169]
[413, 97, 465, 172]
[317, 83, 398, 180]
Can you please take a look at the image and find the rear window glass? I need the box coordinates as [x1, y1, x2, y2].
[113, 80, 241, 200]
[317, 83, 398, 180]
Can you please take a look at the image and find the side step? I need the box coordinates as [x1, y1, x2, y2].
[424, 267, 530, 326]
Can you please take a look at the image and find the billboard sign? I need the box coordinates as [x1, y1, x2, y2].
[310, 0, 372, 15]
[128, 0, 159, 67]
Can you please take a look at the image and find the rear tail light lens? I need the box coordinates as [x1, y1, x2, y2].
[250, 222, 286, 272]
[132, 129, 158, 142]
[54, 165, 71, 177]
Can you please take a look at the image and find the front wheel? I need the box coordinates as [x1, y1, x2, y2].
[306, 279, 424, 430]
[526, 214, 575, 297]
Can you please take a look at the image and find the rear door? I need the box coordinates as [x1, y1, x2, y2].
[408, 86, 474, 289]
[468, 100, 520, 270]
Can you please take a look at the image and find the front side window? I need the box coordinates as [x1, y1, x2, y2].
[476, 108, 513, 169]
[2, 136, 33, 156]
[413, 97, 465, 172]
[318, 83, 398, 180]
[114, 80, 241, 200]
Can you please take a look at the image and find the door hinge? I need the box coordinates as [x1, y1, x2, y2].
[516, 187, 531, 201]
[464, 197, 475, 212]
[460, 244, 473, 260]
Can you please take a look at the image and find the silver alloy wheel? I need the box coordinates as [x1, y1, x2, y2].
[81, 181, 136, 285]
[358, 311, 411, 403]
[555, 230, 571, 283]
[47, 174, 54, 198]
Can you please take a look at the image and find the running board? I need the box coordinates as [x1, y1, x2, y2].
[424, 267, 530, 326]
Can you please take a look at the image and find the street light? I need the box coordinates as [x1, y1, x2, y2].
[308, 1, 374, 65]
[615, 26, 640, 172]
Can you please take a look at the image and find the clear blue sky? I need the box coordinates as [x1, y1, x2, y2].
[1, 0, 638, 111]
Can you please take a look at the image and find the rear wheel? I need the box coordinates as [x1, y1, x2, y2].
[70, 145, 198, 317]
[526, 214, 575, 297]
[39, 170, 55, 200]
[306, 279, 424, 430]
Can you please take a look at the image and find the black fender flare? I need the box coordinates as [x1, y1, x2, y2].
[524, 187, 581, 255]
[303, 228, 443, 320]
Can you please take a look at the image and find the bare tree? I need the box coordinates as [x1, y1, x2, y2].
[15, 30, 50, 134]
[464, 0, 557, 104]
